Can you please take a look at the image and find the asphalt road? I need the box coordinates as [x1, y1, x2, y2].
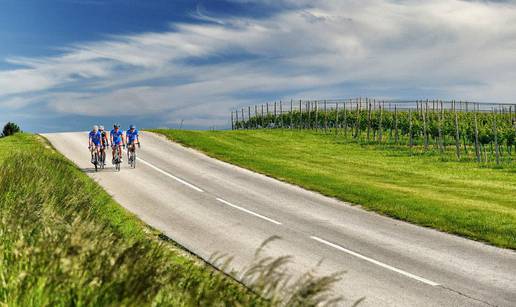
[43, 131, 516, 306]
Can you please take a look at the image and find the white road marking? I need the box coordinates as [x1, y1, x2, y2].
[216, 198, 282, 225]
[132, 154, 204, 192]
[310, 236, 440, 286]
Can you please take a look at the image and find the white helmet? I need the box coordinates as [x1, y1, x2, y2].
[92, 125, 99, 131]
[99, 125, 104, 131]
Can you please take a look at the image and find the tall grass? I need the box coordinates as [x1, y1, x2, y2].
[0, 134, 345, 306]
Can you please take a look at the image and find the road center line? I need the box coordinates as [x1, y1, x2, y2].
[310, 236, 440, 286]
[129, 153, 204, 192]
[216, 198, 282, 225]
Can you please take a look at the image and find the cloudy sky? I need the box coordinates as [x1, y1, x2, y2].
[1, 0, 515, 132]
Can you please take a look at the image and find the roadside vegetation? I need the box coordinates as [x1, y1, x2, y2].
[153, 129, 516, 249]
[1, 122, 21, 137]
[0, 133, 343, 306]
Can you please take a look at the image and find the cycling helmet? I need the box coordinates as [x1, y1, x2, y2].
[99, 125, 104, 131]
[92, 125, 99, 131]
[114, 123, 120, 129]
[129, 124, 136, 130]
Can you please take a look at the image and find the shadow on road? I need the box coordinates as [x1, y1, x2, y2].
[81, 167, 121, 173]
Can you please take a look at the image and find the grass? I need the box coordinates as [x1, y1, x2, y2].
[0, 133, 344, 306]
[151, 129, 516, 250]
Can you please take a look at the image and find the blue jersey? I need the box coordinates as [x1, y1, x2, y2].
[126, 129, 139, 143]
[89, 131, 101, 145]
[111, 129, 124, 144]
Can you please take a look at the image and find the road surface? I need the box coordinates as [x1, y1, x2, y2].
[43, 131, 516, 306]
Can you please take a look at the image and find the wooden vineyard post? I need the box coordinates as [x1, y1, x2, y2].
[454, 109, 461, 160]
[304, 100, 312, 129]
[409, 109, 413, 151]
[255, 105, 258, 129]
[279, 101, 283, 128]
[242, 108, 245, 129]
[379, 104, 384, 143]
[394, 105, 399, 144]
[231, 111, 234, 130]
[274, 101, 277, 127]
[248, 106, 251, 129]
[493, 110, 500, 165]
[367, 101, 371, 142]
[266, 103, 269, 128]
[301, 101, 305, 129]
[354, 99, 360, 140]
[438, 106, 444, 154]
[343, 101, 348, 138]
[474, 112, 481, 163]
[315, 101, 319, 131]
[290, 99, 294, 129]
[261, 104, 264, 128]
[235, 109, 239, 130]
[335, 103, 339, 135]
[324, 100, 328, 133]
[423, 101, 428, 151]
[441, 100, 446, 149]
[299, 100, 302, 129]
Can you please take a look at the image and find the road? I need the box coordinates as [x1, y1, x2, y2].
[43, 131, 516, 306]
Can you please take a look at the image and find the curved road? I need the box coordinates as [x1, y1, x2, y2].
[43, 131, 516, 306]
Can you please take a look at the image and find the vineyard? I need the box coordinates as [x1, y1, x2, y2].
[231, 99, 516, 165]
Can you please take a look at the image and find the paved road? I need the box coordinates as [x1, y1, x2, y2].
[43, 131, 516, 306]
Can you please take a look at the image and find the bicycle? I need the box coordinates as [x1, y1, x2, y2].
[99, 145, 107, 170]
[89, 145, 100, 172]
[127, 142, 139, 168]
[112, 145, 122, 172]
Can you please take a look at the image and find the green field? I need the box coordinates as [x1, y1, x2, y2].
[152, 129, 516, 249]
[0, 133, 340, 306]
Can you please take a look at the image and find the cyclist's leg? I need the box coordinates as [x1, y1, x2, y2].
[96, 144, 101, 160]
[112, 144, 117, 164]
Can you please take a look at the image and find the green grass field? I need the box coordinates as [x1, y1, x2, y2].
[0, 133, 340, 306]
[152, 129, 516, 249]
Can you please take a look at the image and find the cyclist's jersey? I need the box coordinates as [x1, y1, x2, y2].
[100, 131, 108, 146]
[111, 129, 124, 145]
[126, 129, 139, 143]
[89, 131, 101, 145]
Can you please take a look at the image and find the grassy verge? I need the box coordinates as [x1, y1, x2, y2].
[0, 133, 342, 306]
[151, 129, 516, 249]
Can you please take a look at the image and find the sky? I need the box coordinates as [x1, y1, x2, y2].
[1, 0, 516, 132]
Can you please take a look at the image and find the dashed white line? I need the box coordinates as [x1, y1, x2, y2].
[310, 236, 440, 286]
[134, 155, 204, 192]
[216, 198, 282, 225]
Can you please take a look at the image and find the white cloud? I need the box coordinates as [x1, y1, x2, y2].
[1, 0, 516, 130]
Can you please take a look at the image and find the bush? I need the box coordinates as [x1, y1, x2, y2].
[2, 122, 21, 137]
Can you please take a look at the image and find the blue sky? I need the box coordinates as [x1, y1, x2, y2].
[1, 0, 516, 132]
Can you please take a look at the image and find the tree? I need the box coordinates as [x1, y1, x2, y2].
[2, 122, 21, 137]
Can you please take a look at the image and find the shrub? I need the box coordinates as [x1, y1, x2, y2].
[2, 122, 21, 137]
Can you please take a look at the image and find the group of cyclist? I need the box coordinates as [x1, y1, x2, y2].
[88, 124, 140, 166]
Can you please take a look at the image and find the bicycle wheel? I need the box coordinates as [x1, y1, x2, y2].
[131, 151, 136, 168]
[101, 151, 105, 169]
[94, 152, 98, 172]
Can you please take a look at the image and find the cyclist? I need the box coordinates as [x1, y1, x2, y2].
[88, 125, 102, 164]
[126, 125, 140, 164]
[99, 125, 109, 165]
[110, 123, 125, 164]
